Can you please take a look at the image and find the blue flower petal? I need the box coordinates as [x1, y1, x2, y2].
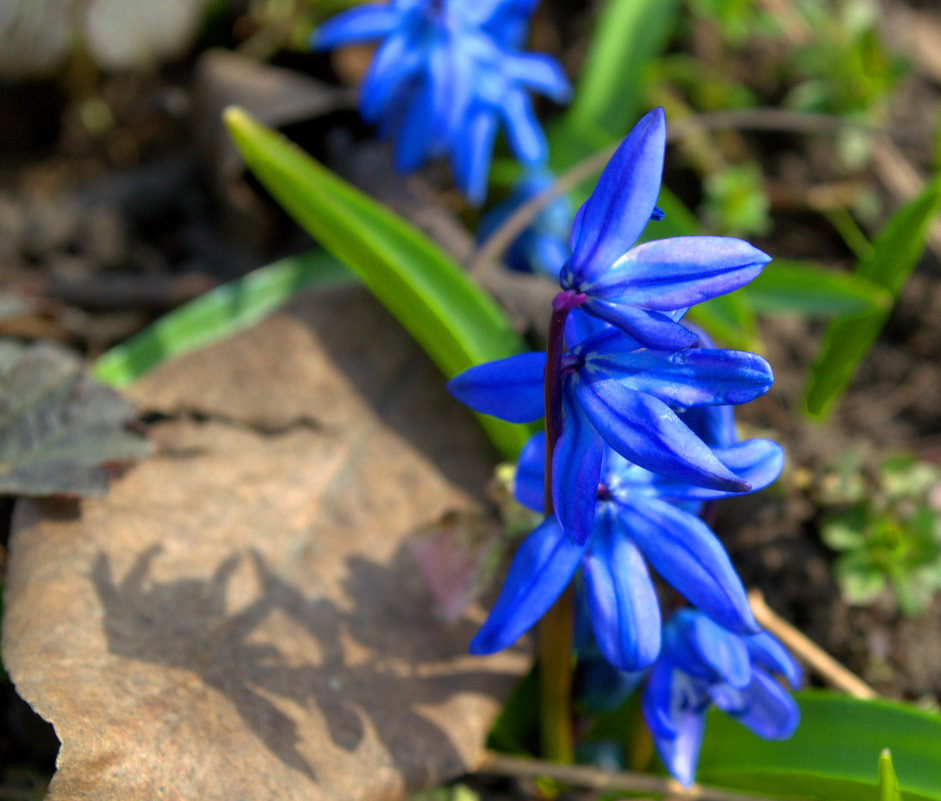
[446, 352, 545, 423]
[359, 31, 421, 121]
[689, 613, 752, 689]
[747, 632, 803, 689]
[503, 52, 572, 102]
[501, 90, 547, 164]
[581, 509, 662, 670]
[394, 77, 440, 170]
[582, 348, 774, 408]
[651, 703, 706, 787]
[619, 496, 758, 633]
[679, 404, 737, 448]
[573, 373, 750, 492]
[642, 660, 680, 740]
[452, 106, 499, 204]
[562, 108, 666, 289]
[719, 671, 800, 739]
[469, 516, 586, 654]
[642, 438, 784, 502]
[552, 389, 604, 544]
[589, 237, 772, 309]
[564, 308, 616, 349]
[580, 298, 699, 350]
[311, 5, 400, 49]
[514, 432, 545, 512]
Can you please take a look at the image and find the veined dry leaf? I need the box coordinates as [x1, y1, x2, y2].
[2, 286, 530, 801]
[0, 340, 151, 497]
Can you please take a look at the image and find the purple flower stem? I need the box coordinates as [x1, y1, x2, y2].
[537, 289, 584, 764]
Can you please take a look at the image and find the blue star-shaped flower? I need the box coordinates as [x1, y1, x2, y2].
[447, 325, 775, 543]
[559, 108, 772, 349]
[466, 406, 783, 671]
[643, 609, 801, 786]
[312, 0, 571, 203]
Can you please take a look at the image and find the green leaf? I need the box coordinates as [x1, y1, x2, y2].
[697, 691, 941, 801]
[803, 177, 941, 418]
[564, 0, 680, 138]
[92, 250, 354, 389]
[744, 260, 893, 317]
[881, 750, 904, 801]
[223, 107, 532, 460]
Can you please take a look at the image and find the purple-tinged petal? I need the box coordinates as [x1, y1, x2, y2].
[589, 237, 772, 309]
[581, 509, 661, 670]
[723, 671, 800, 739]
[311, 5, 400, 49]
[470, 516, 586, 654]
[644, 438, 784, 502]
[446, 352, 545, 423]
[514, 432, 546, 512]
[580, 298, 699, 350]
[573, 373, 750, 492]
[553, 388, 604, 544]
[747, 632, 803, 689]
[582, 348, 774, 408]
[562, 108, 666, 289]
[619, 496, 758, 633]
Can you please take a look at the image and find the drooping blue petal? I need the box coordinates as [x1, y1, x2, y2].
[311, 5, 401, 49]
[503, 52, 572, 102]
[580, 509, 661, 670]
[446, 352, 545, 423]
[573, 373, 750, 492]
[452, 106, 499, 204]
[552, 387, 604, 545]
[642, 660, 681, 740]
[580, 298, 699, 350]
[582, 348, 774, 408]
[689, 613, 752, 689]
[642, 438, 784, 502]
[562, 108, 666, 289]
[716, 671, 800, 739]
[501, 90, 547, 164]
[747, 632, 803, 689]
[679, 404, 737, 448]
[588, 237, 772, 309]
[359, 31, 421, 121]
[514, 432, 546, 512]
[619, 496, 758, 633]
[653, 709, 707, 788]
[469, 516, 587, 654]
[394, 75, 440, 170]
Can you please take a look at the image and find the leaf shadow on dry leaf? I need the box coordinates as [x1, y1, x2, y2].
[3, 287, 531, 801]
[90, 543, 515, 784]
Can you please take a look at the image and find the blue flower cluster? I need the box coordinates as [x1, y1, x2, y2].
[644, 610, 801, 785]
[312, 0, 571, 203]
[447, 107, 800, 782]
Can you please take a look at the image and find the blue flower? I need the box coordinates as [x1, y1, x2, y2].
[476, 169, 573, 277]
[643, 609, 801, 786]
[559, 108, 772, 349]
[467, 411, 783, 671]
[447, 326, 775, 543]
[312, 0, 571, 203]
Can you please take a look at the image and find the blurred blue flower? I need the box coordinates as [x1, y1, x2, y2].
[466, 410, 783, 671]
[312, 0, 571, 203]
[559, 108, 771, 349]
[447, 326, 775, 543]
[643, 609, 801, 786]
[476, 169, 573, 277]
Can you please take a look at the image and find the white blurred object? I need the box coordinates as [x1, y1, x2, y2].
[0, 0, 213, 77]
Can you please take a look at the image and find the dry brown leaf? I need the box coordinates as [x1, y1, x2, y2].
[2, 286, 530, 801]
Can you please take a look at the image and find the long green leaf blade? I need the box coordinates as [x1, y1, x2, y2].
[565, 0, 680, 137]
[698, 691, 941, 801]
[224, 107, 531, 458]
[92, 250, 353, 388]
[803, 178, 941, 418]
[881, 750, 904, 801]
[745, 260, 893, 317]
